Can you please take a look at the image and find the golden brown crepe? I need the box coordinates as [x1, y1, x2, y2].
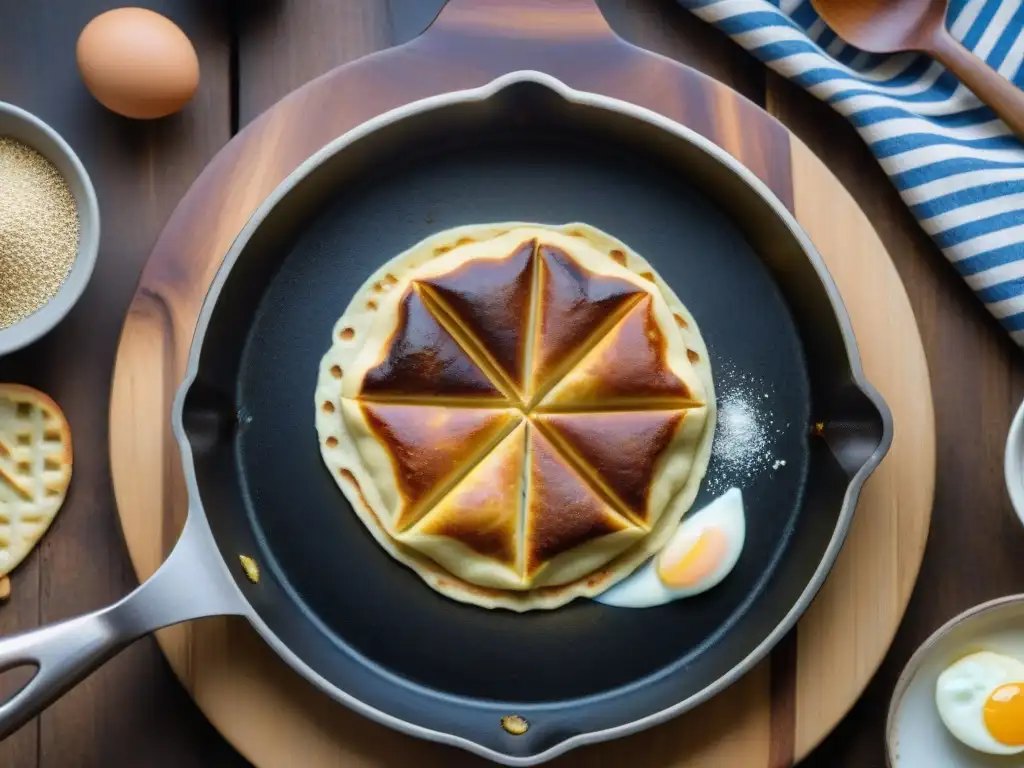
[315, 223, 715, 611]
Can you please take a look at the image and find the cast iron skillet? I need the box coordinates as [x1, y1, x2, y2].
[0, 72, 891, 765]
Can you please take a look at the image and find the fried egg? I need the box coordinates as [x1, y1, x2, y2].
[935, 651, 1024, 755]
[595, 488, 745, 608]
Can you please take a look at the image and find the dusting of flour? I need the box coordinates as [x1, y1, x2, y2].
[705, 362, 787, 492]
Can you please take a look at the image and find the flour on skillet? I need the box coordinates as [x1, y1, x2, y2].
[704, 362, 787, 493]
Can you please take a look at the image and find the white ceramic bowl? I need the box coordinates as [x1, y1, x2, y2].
[887, 595, 1024, 767]
[0, 101, 100, 356]
[1005, 399, 1024, 527]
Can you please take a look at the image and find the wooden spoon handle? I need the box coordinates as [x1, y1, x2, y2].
[929, 29, 1024, 139]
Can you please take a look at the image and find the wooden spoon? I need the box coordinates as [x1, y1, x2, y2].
[810, 0, 1024, 138]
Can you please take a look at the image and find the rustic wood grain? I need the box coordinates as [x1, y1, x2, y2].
[0, 1, 244, 766]
[3, 0, 1014, 765]
[786, 136, 934, 762]
[107, 1, 931, 766]
[597, 0, 765, 106]
[766, 70, 1024, 768]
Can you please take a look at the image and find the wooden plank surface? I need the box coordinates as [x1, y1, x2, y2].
[0, 0, 1022, 766]
[766, 71, 1024, 765]
[0, 1, 244, 766]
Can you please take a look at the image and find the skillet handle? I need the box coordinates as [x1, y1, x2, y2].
[429, 0, 614, 39]
[0, 514, 245, 739]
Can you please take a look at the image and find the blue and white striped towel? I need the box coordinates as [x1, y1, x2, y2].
[680, 0, 1024, 344]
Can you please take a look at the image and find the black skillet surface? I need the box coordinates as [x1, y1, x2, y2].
[183, 81, 883, 758]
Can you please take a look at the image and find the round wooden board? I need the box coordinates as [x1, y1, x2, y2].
[109, 1, 935, 765]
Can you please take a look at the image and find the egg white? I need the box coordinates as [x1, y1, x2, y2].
[935, 651, 1024, 756]
[595, 488, 745, 608]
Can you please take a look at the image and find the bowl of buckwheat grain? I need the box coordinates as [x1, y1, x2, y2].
[0, 101, 99, 356]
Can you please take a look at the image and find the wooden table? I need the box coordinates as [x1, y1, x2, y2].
[0, 1, 1022, 766]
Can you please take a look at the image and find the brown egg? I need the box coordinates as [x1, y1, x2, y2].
[76, 8, 199, 120]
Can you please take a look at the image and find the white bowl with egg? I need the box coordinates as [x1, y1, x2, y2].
[0, 101, 100, 356]
[1005, 400, 1024, 527]
[887, 595, 1024, 766]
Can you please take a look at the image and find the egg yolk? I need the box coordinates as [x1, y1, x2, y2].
[984, 683, 1024, 746]
[657, 527, 728, 588]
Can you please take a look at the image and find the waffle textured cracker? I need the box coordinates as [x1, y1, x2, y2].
[0, 384, 72, 578]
